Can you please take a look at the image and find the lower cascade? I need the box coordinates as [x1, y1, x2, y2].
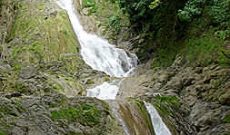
[86, 81, 119, 100]
[57, 0, 172, 135]
[144, 102, 172, 135]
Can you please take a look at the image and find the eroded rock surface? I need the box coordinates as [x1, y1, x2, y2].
[120, 58, 230, 135]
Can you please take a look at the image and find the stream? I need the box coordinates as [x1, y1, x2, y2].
[57, 0, 172, 134]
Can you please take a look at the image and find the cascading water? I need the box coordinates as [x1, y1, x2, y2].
[57, 0, 137, 78]
[144, 102, 172, 135]
[57, 1, 171, 135]
[57, 0, 137, 100]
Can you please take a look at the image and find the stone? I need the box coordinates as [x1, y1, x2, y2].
[219, 92, 230, 105]
[11, 127, 25, 135]
[19, 66, 37, 79]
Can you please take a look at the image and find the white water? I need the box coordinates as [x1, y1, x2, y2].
[57, 0, 137, 78]
[86, 82, 119, 100]
[57, 0, 137, 100]
[144, 102, 172, 135]
[57, 2, 172, 135]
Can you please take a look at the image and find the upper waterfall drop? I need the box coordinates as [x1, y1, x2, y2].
[57, 0, 137, 78]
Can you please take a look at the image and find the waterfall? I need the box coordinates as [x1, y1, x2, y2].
[56, 0, 137, 78]
[56, 1, 172, 135]
[144, 102, 172, 135]
[56, 0, 137, 100]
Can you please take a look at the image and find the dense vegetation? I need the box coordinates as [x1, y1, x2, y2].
[107, 0, 230, 66]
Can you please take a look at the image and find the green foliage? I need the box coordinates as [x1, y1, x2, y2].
[208, 0, 230, 24]
[117, 0, 229, 66]
[0, 130, 7, 135]
[152, 95, 180, 116]
[178, 0, 230, 31]
[119, 0, 186, 62]
[119, 0, 154, 24]
[8, 1, 83, 74]
[108, 15, 121, 32]
[184, 32, 228, 66]
[83, 0, 130, 40]
[215, 30, 230, 40]
[149, 0, 161, 9]
[152, 43, 183, 67]
[130, 99, 155, 135]
[51, 104, 101, 126]
[82, 0, 97, 14]
[178, 0, 206, 22]
[0, 1, 2, 9]
[223, 114, 230, 123]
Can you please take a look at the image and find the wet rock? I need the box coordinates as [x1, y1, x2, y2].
[126, 62, 230, 135]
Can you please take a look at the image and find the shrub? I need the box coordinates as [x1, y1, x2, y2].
[208, 0, 230, 24]
[82, 0, 97, 14]
[108, 15, 121, 32]
[178, 0, 207, 22]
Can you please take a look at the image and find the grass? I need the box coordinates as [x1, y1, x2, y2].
[51, 103, 101, 126]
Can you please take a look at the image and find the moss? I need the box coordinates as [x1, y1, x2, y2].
[223, 114, 230, 123]
[0, 99, 24, 118]
[0, 70, 21, 93]
[1, 0, 88, 95]
[0, 130, 7, 135]
[46, 74, 85, 96]
[130, 99, 155, 134]
[152, 29, 229, 67]
[8, 1, 83, 74]
[147, 96, 180, 135]
[151, 41, 184, 67]
[51, 103, 101, 126]
[151, 95, 180, 116]
[183, 31, 228, 66]
[85, 79, 95, 85]
[223, 133, 230, 135]
[103, 76, 110, 82]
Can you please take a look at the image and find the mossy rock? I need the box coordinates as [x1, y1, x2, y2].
[51, 103, 102, 126]
[223, 114, 230, 123]
[8, 1, 82, 73]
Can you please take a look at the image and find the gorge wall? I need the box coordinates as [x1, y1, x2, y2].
[0, 0, 229, 135]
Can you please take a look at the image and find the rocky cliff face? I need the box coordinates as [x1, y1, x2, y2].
[0, 0, 229, 135]
[0, 0, 123, 134]
[0, 94, 122, 135]
[119, 58, 230, 135]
